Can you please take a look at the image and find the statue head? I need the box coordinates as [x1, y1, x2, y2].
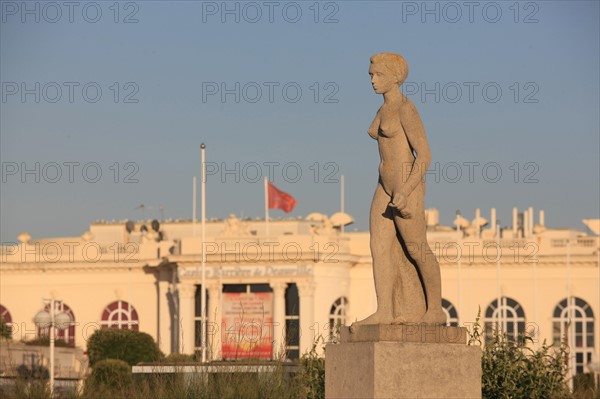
[369, 53, 409, 94]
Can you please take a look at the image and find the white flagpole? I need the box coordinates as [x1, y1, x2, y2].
[192, 177, 197, 237]
[265, 177, 270, 236]
[496, 223, 502, 332]
[457, 223, 462, 325]
[341, 175, 345, 234]
[567, 238, 574, 383]
[201, 144, 207, 363]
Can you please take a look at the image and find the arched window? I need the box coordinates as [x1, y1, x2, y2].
[0, 305, 12, 336]
[38, 302, 76, 345]
[552, 297, 595, 375]
[442, 299, 459, 327]
[101, 301, 139, 331]
[484, 297, 526, 343]
[329, 297, 348, 342]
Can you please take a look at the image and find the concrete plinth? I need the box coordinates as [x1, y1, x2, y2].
[325, 325, 481, 399]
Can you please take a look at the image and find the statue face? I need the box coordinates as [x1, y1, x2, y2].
[369, 62, 396, 94]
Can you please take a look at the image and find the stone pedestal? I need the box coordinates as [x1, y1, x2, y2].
[325, 325, 481, 399]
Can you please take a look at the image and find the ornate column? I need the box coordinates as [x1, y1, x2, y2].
[270, 281, 288, 360]
[178, 283, 196, 354]
[207, 283, 222, 360]
[297, 280, 316, 354]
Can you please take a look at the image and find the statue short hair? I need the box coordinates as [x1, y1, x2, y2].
[370, 53, 409, 85]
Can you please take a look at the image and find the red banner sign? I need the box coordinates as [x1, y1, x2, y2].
[221, 292, 273, 359]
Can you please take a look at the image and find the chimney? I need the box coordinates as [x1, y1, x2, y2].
[512, 207, 518, 237]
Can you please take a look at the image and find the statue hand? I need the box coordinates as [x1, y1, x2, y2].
[389, 193, 411, 218]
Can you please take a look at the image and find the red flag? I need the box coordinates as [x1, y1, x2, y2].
[268, 182, 297, 213]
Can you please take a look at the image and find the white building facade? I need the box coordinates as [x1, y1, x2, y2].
[1, 208, 598, 378]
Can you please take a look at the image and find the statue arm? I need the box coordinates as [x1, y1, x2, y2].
[397, 101, 432, 198]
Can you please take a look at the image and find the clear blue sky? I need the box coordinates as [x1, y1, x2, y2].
[1, 0, 599, 240]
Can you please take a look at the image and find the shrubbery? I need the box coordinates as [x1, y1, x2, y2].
[299, 337, 326, 399]
[468, 310, 572, 399]
[86, 358, 132, 388]
[86, 329, 164, 367]
[0, 318, 11, 340]
[23, 336, 73, 347]
[7, 321, 600, 399]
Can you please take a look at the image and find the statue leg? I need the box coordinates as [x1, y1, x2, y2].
[391, 229, 426, 323]
[392, 188, 447, 325]
[352, 183, 397, 326]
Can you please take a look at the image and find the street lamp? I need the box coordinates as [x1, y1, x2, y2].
[33, 298, 70, 396]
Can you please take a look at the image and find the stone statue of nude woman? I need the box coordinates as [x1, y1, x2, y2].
[353, 53, 447, 326]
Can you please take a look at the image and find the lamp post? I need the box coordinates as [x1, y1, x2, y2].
[33, 298, 70, 396]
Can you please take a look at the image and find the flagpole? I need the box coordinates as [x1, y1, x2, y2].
[457, 222, 462, 325]
[264, 177, 270, 236]
[201, 143, 207, 363]
[192, 176, 197, 237]
[567, 238, 574, 383]
[341, 175, 345, 234]
[496, 223, 502, 332]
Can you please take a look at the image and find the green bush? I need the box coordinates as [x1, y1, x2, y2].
[87, 358, 132, 386]
[87, 329, 163, 367]
[23, 336, 73, 347]
[8, 378, 52, 399]
[162, 352, 196, 363]
[0, 318, 11, 340]
[468, 310, 571, 399]
[84, 358, 132, 397]
[298, 336, 326, 399]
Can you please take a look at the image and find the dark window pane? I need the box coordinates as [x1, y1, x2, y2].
[587, 336, 594, 348]
[195, 320, 202, 347]
[450, 308, 458, 319]
[507, 323, 515, 334]
[194, 286, 209, 317]
[286, 349, 299, 360]
[485, 306, 495, 318]
[251, 284, 272, 293]
[576, 322, 583, 334]
[553, 306, 562, 318]
[442, 299, 457, 319]
[285, 283, 299, 316]
[585, 306, 594, 318]
[560, 299, 568, 308]
[286, 319, 300, 346]
[223, 284, 247, 293]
